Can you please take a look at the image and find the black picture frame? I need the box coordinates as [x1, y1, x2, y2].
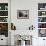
[17, 10, 29, 19]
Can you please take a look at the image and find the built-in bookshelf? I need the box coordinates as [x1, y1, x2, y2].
[38, 3, 46, 37]
[0, 3, 8, 37]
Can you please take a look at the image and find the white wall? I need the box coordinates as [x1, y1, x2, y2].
[11, 0, 46, 30]
[11, 0, 38, 30]
[10, 0, 46, 46]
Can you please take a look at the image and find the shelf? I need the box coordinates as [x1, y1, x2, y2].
[0, 10, 8, 11]
[38, 28, 46, 29]
[38, 22, 46, 23]
[0, 22, 8, 23]
[38, 15, 46, 17]
[0, 16, 8, 17]
[38, 10, 46, 11]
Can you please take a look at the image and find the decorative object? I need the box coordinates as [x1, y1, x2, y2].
[0, 6, 1, 10]
[0, 17, 8, 22]
[0, 23, 8, 37]
[38, 17, 46, 22]
[38, 3, 46, 10]
[11, 23, 16, 30]
[42, 12, 45, 15]
[17, 10, 29, 19]
[15, 35, 32, 46]
[38, 11, 46, 16]
[39, 29, 46, 37]
[21, 40, 25, 46]
[19, 35, 32, 45]
[38, 23, 46, 28]
[0, 11, 8, 16]
[29, 25, 35, 30]
[5, 6, 8, 10]
[0, 3, 8, 10]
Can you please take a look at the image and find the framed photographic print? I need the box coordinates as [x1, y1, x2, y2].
[17, 10, 29, 19]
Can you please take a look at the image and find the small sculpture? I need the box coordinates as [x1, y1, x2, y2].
[29, 25, 35, 30]
[11, 23, 16, 30]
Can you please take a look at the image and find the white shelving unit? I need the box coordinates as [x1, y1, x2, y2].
[0, 2, 9, 45]
[38, 3, 46, 37]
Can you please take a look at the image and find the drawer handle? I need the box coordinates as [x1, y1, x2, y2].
[43, 39, 45, 40]
[1, 39, 3, 40]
